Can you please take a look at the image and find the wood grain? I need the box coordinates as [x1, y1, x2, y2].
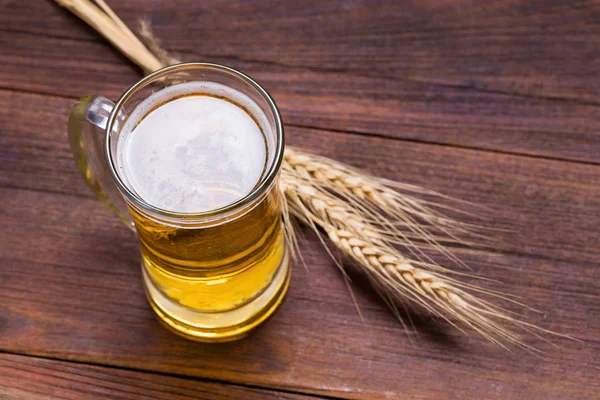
[1, 89, 599, 265]
[0, 187, 597, 399]
[1, 1, 600, 163]
[0, 0, 599, 399]
[0, 91, 598, 399]
[0, 353, 316, 399]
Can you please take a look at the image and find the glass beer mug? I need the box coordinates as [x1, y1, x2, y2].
[68, 63, 290, 342]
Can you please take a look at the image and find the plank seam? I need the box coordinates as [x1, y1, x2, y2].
[0, 350, 348, 400]
[1, 86, 598, 166]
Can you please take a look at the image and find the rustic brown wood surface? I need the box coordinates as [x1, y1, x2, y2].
[0, 353, 315, 399]
[0, 1, 598, 399]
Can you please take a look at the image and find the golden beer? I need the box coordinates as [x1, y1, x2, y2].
[69, 64, 289, 342]
[132, 186, 288, 341]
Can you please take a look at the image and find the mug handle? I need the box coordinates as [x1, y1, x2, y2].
[68, 95, 136, 231]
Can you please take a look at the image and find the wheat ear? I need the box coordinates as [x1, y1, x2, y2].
[284, 148, 493, 266]
[282, 172, 524, 349]
[281, 152, 562, 349]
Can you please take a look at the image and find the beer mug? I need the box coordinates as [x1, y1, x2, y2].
[68, 63, 289, 342]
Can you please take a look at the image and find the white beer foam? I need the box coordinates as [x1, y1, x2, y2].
[117, 82, 270, 213]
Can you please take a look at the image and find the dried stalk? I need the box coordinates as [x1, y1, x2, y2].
[55, 0, 559, 348]
[55, 0, 163, 73]
[281, 163, 553, 349]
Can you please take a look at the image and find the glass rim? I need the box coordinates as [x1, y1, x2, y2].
[104, 62, 285, 220]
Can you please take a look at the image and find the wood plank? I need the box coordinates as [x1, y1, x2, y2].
[1, 1, 600, 162]
[1, 2, 599, 397]
[5, 0, 600, 101]
[1, 89, 599, 265]
[0, 353, 316, 399]
[0, 91, 598, 399]
[0, 187, 597, 399]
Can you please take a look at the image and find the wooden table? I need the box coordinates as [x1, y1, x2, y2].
[1, 1, 598, 399]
